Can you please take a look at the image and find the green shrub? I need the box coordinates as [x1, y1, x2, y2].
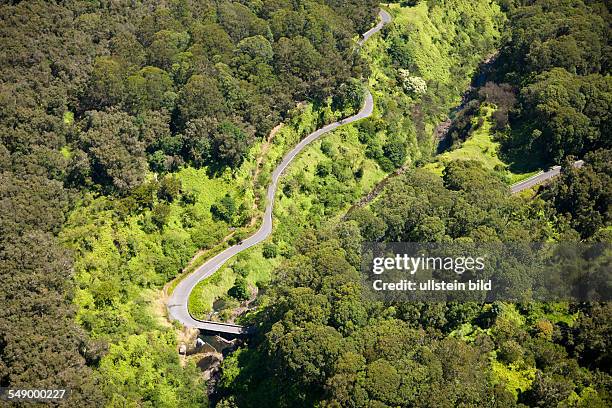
[228, 277, 250, 301]
[262, 242, 278, 259]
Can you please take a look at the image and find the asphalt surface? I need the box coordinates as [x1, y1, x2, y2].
[360, 9, 392, 46]
[167, 10, 392, 334]
[510, 160, 584, 194]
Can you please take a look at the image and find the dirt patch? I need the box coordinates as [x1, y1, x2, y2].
[149, 289, 173, 328]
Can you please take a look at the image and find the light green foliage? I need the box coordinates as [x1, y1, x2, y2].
[98, 331, 206, 407]
[63, 111, 74, 125]
[274, 123, 386, 245]
[363, 1, 504, 160]
[491, 359, 536, 398]
[388, 1, 503, 84]
[426, 104, 538, 183]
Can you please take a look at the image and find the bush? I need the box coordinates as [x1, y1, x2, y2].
[151, 203, 171, 229]
[228, 277, 250, 301]
[498, 340, 523, 364]
[262, 242, 278, 259]
[320, 139, 334, 157]
[211, 193, 236, 223]
[233, 262, 250, 277]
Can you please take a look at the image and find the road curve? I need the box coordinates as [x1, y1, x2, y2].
[360, 9, 392, 45]
[510, 160, 584, 194]
[167, 9, 392, 333]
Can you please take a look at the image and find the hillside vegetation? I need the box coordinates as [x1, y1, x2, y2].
[0, 0, 378, 405]
[211, 1, 611, 406]
[188, 0, 505, 321]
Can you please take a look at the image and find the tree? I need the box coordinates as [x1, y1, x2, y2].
[543, 149, 611, 238]
[86, 56, 125, 108]
[126, 66, 175, 113]
[262, 242, 278, 258]
[79, 110, 147, 193]
[177, 75, 226, 126]
[158, 175, 182, 202]
[147, 30, 190, 71]
[236, 35, 273, 62]
[383, 136, 408, 169]
[151, 203, 171, 229]
[274, 323, 343, 387]
[190, 23, 234, 62]
[348, 207, 386, 241]
[399, 69, 427, 95]
[228, 277, 250, 301]
[212, 120, 254, 168]
[0, 232, 104, 406]
[211, 193, 237, 223]
[570, 303, 612, 370]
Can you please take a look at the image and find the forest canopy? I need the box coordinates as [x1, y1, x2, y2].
[0, 0, 377, 406]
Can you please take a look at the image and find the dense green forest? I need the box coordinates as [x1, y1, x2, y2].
[0, 0, 377, 406]
[217, 154, 611, 406]
[212, 0, 611, 406]
[449, 0, 611, 168]
[0, 0, 610, 407]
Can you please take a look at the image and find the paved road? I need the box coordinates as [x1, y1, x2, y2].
[360, 9, 392, 46]
[167, 9, 392, 334]
[510, 160, 584, 194]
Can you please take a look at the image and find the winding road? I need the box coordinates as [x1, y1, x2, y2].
[510, 160, 584, 194]
[167, 9, 392, 335]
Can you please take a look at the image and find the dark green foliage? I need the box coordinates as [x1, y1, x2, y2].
[570, 303, 612, 370]
[542, 149, 611, 238]
[211, 193, 237, 223]
[79, 110, 147, 193]
[125, 66, 175, 113]
[516, 69, 611, 162]
[0, 232, 105, 406]
[498, 0, 608, 76]
[178, 74, 227, 125]
[217, 145, 610, 405]
[228, 276, 250, 301]
[383, 135, 408, 169]
[262, 242, 278, 258]
[213, 120, 255, 168]
[495, 0, 611, 164]
[158, 175, 182, 202]
[151, 202, 171, 229]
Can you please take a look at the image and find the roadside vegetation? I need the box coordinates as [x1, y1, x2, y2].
[1, 0, 609, 406]
[188, 0, 506, 320]
[212, 0, 611, 406]
[0, 0, 378, 406]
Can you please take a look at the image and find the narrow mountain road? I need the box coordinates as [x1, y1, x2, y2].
[510, 160, 584, 193]
[167, 9, 392, 334]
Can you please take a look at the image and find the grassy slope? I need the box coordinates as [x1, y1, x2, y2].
[189, 105, 387, 319]
[425, 105, 540, 184]
[190, 0, 510, 318]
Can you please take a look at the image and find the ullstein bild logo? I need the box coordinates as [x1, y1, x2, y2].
[361, 242, 611, 303]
